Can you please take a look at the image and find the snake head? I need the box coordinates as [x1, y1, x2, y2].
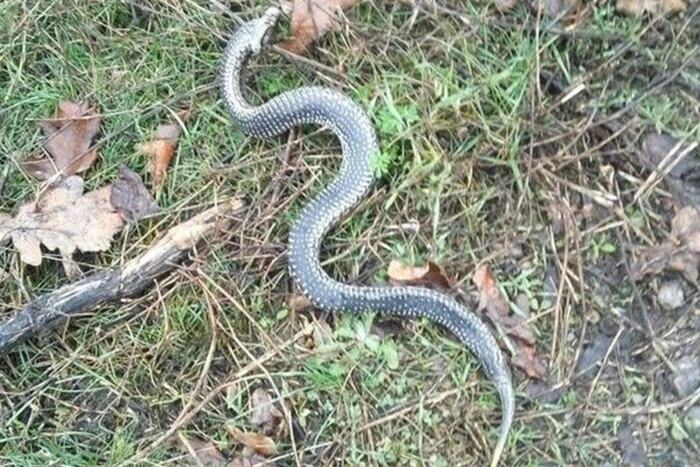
[248, 7, 282, 55]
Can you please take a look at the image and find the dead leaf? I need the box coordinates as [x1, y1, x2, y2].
[473, 265, 535, 345]
[511, 345, 548, 380]
[616, 0, 686, 16]
[473, 265, 547, 380]
[280, 0, 360, 55]
[110, 165, 161, 223]
[250, 388, 283, 435]
[631, 206, 700, 282]
[22, 100, 101, 180]
[178, 432, 228, 467]
[227, 427, 276, 457]
[138, 123, 181, 191]
[289, 293, 312, 312]
[387, 259, 451, 289]
[0, 176, 124, 267]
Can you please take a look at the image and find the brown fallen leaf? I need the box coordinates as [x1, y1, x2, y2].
[289, 293, 312, 312]
[138, 123, 181, 191]
[616, 0, 686, 16]
[280, 0, 360, 55]
[22, 100, 101, 180]
[631, 206, 700, 282]
[110, 165, 161, 223]
[250, 388, 284, 435]
[473, 265, 535, 345]
[177, 432, 228, 467]
[473, 265, 547, 380]
[227, 427, 276, 457]
[387, 259, 451, 289]
[0, 176, 124, 267]
[511, 344, 549, 380]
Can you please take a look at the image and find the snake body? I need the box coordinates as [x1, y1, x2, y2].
[220, 8, 514, 466]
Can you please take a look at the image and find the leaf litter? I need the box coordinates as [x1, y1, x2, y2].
[0, 176, 123, 267]
[0, 168, 159, 268]
[386, 259, 451, 289]
[226, 427, 277, 457]
[21, 100, 101, 180]
[249, 388, 284, 436]
[630, 132, 700, 283]
[137, 122, 182, 192]
[178, 433, 228, 467]
[176, 393, 283, 467]
[473, 265, 547, 380]
[280, 0, 361, 55]
[630, 206, 700, 283]
[3, 93, 170, 270]
[111, 165, 161, 223]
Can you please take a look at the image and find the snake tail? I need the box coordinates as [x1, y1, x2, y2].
[220, 7, 514, 466]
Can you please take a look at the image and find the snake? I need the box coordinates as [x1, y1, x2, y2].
[220, 7, 514, 466]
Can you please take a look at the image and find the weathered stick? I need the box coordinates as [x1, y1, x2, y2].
[0, 197, 245, 354]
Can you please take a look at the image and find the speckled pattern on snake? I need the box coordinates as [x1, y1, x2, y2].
[220, 7, 514, 466]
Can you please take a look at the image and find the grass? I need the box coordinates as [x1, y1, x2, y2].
[1, 0, 699, 465]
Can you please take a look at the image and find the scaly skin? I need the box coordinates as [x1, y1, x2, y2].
[219, 7, 514, 466]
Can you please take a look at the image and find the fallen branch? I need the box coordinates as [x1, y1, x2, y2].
[0, 197, 245, 354]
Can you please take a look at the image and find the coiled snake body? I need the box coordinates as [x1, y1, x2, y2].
[220, 8, 514, 466]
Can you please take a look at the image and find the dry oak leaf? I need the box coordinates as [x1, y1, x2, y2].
[280, 0, 360, 55]
[22, 100, 101, 181]
[387, 259, 451, 289]
[0, 176, 124, 266]
[227, 427, 277, 457]
[616, 0, 686, 16]
[473, 265, 547, 380]
[138, 123, 181, 190]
